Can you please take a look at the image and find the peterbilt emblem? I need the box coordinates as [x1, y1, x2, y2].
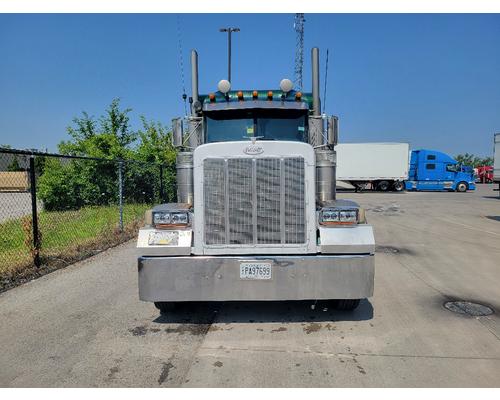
[244, 145, 264, 155]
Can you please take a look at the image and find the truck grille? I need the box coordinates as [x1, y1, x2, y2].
[203, 157, 305, 246]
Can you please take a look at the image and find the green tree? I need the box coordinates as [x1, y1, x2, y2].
[127, 117, 178, 203]
[58, 98, 136, 160]
[7, 156, 23, 172]
[455, 153, 493, 167]
[38, 99, 178, 210]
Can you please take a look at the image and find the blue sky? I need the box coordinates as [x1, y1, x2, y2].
[0, 13, 499, 157]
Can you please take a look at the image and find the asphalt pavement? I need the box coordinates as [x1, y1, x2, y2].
[1, 185, 499, 387]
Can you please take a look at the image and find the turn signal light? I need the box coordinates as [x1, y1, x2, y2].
[237, 91, 244, 100]
[252, 90, 258, 99]
[209, 93, 216, 102]
[267, 91, 273, 100]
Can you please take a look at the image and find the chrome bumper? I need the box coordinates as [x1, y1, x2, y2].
[138, 254, 374, 302]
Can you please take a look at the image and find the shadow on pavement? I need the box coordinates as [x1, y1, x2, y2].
[152, 299, 373, 325]
[485, 216, 500, 222]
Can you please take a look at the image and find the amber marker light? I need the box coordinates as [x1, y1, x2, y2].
[209, 93, 216, 102]
[267, 91, 273, 100]
[237, 91, 244, 100]
[295, 91, 302, 101]
[252, 90, 258, 99]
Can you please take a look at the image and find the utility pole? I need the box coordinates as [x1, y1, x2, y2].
[219, 27, 240, 83]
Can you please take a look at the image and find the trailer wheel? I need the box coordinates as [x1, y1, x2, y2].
[377, 181, 390, 191]
[393, 181, 405, 192]
[154, 302, 177, 314]
[456, 182, 468, 192]
[334, 299, 361, 311]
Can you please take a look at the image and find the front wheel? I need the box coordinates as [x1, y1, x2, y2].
[154, 302, 177, 314]
[456, 182, 468, 192]
[334, 299, 361, 311]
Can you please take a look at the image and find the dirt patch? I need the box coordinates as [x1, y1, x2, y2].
[375, 245, 416, 255]
[213, 361, 223, 368]
[271, 326, 287, 333]
[158, 361, 175, 385]
[164, 324, 211, 336]
[107, 366, 120, 381]
[303, 322, 322, 334]
[129, 325, 148, 336]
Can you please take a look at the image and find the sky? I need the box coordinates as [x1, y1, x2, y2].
[0, 13, 499, 157]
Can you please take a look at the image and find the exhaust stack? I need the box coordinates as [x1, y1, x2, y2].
[191, 50, 199, 115]
[311, 47, 321, 116]
[311, 47, 337, 203]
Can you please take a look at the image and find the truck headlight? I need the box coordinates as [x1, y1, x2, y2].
[171, 212, 189, 225]
[153, 211, 171, 225]
[152, 211, 190, 228]
[319, 208, 359, 226]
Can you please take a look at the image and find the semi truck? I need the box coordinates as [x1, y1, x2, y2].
[405, 149, 476, 192]
[475, 166, 493, 184]
[335, 142, 409, 192]
[494, 133, 500, 195]
[136, 48, 375, 313]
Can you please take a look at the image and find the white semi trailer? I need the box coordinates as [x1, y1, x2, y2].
[336, 143, 410, 192]
[136, 48, 375, 312]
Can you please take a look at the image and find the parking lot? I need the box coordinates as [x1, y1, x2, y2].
[0, 185, 499, 387]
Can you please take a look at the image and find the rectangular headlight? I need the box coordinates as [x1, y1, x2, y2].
[152, 211, 189, 228]
[170, 212, 189, 225]
[153, 211, 171, 225]
[320, 208, 358, 226]
[339, 210, 358, 223]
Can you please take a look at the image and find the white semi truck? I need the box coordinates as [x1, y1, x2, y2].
[336, 142, 410, 192]
[137, 48, 375, 312]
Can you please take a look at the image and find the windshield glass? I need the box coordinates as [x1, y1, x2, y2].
[205, 109, 308, 143]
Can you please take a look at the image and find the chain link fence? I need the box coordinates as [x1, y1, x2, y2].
[0, 148, 174, 290]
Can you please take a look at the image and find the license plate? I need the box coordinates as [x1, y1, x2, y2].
[239, 262, 272, 280]
[148, 231, 179, 246]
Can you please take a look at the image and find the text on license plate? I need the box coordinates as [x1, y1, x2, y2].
[239, 262, 272, 280]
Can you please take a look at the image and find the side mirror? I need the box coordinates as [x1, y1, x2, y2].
[172, 118, 184, 148]
[327, 116, 339, 146]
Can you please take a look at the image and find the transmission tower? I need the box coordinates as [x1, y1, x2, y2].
[293, 13, 305, 91]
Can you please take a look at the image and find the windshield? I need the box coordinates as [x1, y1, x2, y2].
[205, 109, 308, 143]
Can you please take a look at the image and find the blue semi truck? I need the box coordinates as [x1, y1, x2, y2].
[405, 149, 476, 192]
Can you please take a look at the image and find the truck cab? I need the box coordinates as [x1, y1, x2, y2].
[136, 48, 375, 312]
[405, 149, 476, 192]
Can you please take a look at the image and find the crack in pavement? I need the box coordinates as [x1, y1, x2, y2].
[198, 345, 500, 361]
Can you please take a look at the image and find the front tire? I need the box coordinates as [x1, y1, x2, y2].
[154, 302, 177, 314]
[334, 299, 361, 311]
[456, 182, 468, 192]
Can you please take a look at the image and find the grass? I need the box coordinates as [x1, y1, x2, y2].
[0, 203, 149, 285]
